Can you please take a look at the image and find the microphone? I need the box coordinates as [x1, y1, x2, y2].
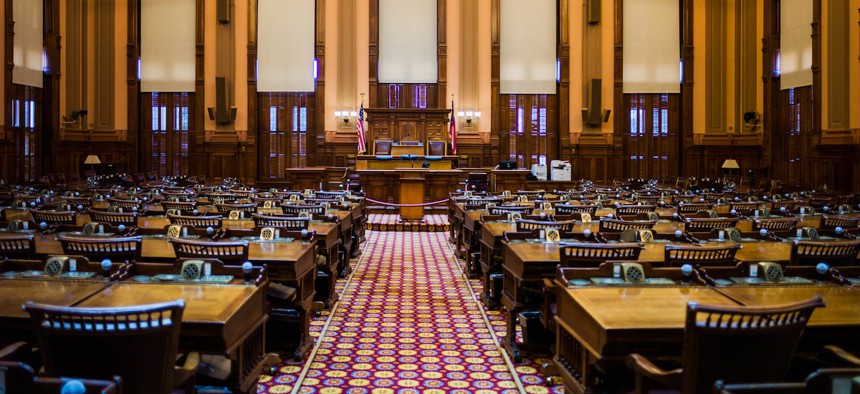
[681, 264, 693, 283]
[39, 222, 47, 229]
[816, 262, 830, 282]
[675, 230, 684, 241]
[301, 229, 310, 242]
[583, 229, 592, 240]
[243, 261, 253, 283]
[101, 259, 112, 279]
[61, 380, 87, 394]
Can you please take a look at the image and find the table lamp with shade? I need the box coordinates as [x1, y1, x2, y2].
[84, 155, 101, 173]
[721, 159, 740, 181]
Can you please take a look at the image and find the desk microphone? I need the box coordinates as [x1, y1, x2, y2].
[243, 261, 253, 283]
[301, 229, 310, 242]
[681, 264, 693, 283]
[101, 259, 112, 279]
[583, 229, 592, 240]
[674, 230, 684, 241]
[61, 380, 87, 394]
[816, 262, 829, 282]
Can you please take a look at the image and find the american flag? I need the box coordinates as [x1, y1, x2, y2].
[449, 100, 457, 154]
[356, 102, 366, 154]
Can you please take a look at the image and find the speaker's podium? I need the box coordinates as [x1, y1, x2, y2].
[398, 168, 428, 221]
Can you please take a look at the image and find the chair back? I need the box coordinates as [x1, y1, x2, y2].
[559, 242, 643, 267]
[161, 200, 197, 212]
[252, 214, 310, 229]
[0, 234, 35, 259]
[488, 205, 532, 215]
[24, 299, 186, 394]
[681, 297, 825, 394]
[615, 204, 657, 215]
[86, 209, 138, 226]
[820, 215, 860, 230]
[664, 243, 741, 267]
[168, 238, 249, 264]
[108, 198, 143, 211]
[729, 201, 761, 215]
[753, 218, 800, 232]
[555, 204, 598, 216]
[598, 218, 656, 232]
[427, 140, 446, 156]
[677, 202, 714, 214]
[167, 214, 223, 228]
[515, 219, 576, 232]
[684, 217, 739, 233]
[282, 204, 326, 215]
[374, 140, 392, 155]
[214, 203, 257, 214]
[30, 209, 77, 225]
[790, 239, 860, 266]
[57, 236, 142, 262]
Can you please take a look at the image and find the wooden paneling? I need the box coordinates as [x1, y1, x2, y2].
[364, 108, 451, 147]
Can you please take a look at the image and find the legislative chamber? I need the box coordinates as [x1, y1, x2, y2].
[1, 0, 860, 393]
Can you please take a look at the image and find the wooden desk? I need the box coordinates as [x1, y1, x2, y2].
[76, 282, 268, 394]
[715, 286, 860, 353]
[358, 169, 462, 207]
[399, 169, 426, 221]
[391, 144, 424, 156]
[356, 156, 456, 170]
[0, 279, 111, 343]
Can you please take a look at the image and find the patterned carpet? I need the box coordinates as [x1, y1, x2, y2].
[366, 214, 449, 232]
[257, 226, 562, 393]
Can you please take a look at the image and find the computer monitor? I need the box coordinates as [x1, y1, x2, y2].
[498, 160, 517, 170]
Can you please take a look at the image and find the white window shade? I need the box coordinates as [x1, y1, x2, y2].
[141, 0, 196, 92]
[379, 0, 437, 83]
[258, 0, 315, 92]
[780, 0, 813, 90]
[12, 0, 44, 88]
[501, 0, 556, 94]
[623, 0, 680, 94]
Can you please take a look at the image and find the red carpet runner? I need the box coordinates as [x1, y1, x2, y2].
[257, 229, 562, 393]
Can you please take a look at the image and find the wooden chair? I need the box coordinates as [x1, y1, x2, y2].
[598, 218, 656, 232]
[24, 299, 197, 394]
[426, 140, 446, 156]
[488, 205, 532, 216]
[168, 238, 249, 264]
[166, 214, 223, 228]
[820, 215, 860, 231]
[86, 209, 138, 227]
[677, 202, 714, 214]
[555, 203, 598, 216]
[251, 214, 310, 229]
[729, 201, 761, 215]
[615, 204, 657, 216]
[160, 200, 198, 213]
[626, 297, 825, 394]
[559, 242, 643, 267]
[683, 217, 739, 233]
[108, 197, 143, 211]
[789, 239, 860, 267]
[373, 140, 393, 155]
[0, 361, 123, 394]
[663, 243, 741, 267]
[57, 236, 143, 262]
[0, 234, 35, 259]
[214, 202, 257, 214]
[282, 204, 326, 215]
[30, 209, 77, 225]
[515, 219, 576, 232]
[753, 217, 800, 232]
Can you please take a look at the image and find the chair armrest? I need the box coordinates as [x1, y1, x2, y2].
[173, 351, 200, 389]
[0, 341, 29, 361]
[820, 345, 860, 367]
[626, 353, 682, 392]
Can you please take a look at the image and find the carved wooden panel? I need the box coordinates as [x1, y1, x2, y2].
[363, 108, 451, 147]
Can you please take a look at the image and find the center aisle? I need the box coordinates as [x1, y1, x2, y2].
[259, 230, 527, 394]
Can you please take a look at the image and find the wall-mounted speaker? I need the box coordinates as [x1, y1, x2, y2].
[588, 0, 601, 25]
[586, 78, 602, 127]
[602, 109, 612, 123]
[217, 0, 230, 24]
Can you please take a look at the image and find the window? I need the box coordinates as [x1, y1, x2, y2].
[258, 93, 313, 179]
[146, 93, 192, 176]
[622, 94, 678, 180]
[501, 95, 556, 169]
[11, 87, 41, 182]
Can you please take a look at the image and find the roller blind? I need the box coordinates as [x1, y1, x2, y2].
[780, 0, 813, 90]
[379, 0, 437, 83]
[140, 0, 196, 92]
[12, 0, 44, 88]
[623, 0, 680, 94]
[500, 0, 557, 94]
[258, 0, 316, 92]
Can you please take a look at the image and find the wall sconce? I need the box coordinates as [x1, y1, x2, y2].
[457, 111, 481, 128]
[334, 111, 357, 128]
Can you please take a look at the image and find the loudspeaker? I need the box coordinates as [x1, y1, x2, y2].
[215, 76, 230, 123]
[217, 0, 230, 24]
[602, 109, 612, 123]
[588, 0, 601, 24]
[586, 78, 602, 126]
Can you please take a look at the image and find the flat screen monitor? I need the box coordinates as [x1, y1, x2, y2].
[498, 160, 517, 170]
